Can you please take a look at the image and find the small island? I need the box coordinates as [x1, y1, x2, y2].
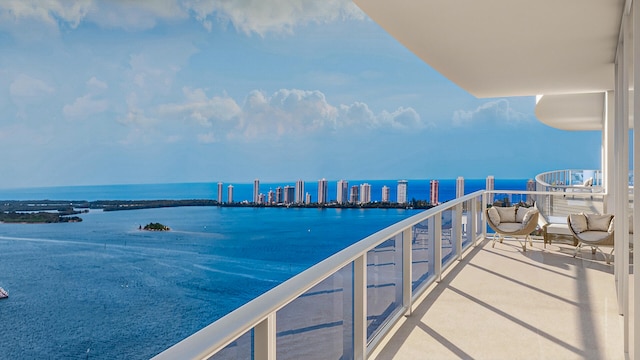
[142, 222, 170, 231]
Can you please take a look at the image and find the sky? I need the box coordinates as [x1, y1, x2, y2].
[0, 0, 603, 189]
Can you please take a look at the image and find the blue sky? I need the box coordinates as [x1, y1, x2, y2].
[0, 1, 602, 189]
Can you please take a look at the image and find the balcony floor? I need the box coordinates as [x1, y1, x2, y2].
[372, 237, 625, 359]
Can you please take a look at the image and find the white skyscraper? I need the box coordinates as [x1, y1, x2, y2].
[317, 178, 328, 204]
[217, 182, 223, 204]
[227, 184, 234, 203]
[397, 180, 408, 204]
[359, 183, 371, 204]
[337, 180, 349, 204]
[253, 179, 260, 204]
[381, 185, 390, 203]
[295, 180, 305, 204]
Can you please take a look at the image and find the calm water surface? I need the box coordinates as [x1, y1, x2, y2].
[0, 206, 418, 359]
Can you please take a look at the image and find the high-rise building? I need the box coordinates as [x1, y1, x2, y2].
[217, 182, 223, 204]
[227, 184, 234, 203]
[268, 189, 274, 204]
[295, 180, 305, 204]
[486, 175, 495, 204]
[430, 180, 440, 205]
[305, 192, 311, 204]
[258, 193, 265, 205]
[526, 178, 536, 204]
[397, 180, 408, 204]
[337, 180, 349, 204]
[253, 179, 260, 204]
[317, 178, 328, 204]
[276, 187, 283, 204]
[350, 185, 359, 204]
[360, 183, 371, 204]
[381, 185, 390, 203]
[284, 185, 295, 205]
[456, 177, 464, 198]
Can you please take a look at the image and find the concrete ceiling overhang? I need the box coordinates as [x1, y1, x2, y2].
[353, 0, 626, 130]
[535, 93, 605, 131]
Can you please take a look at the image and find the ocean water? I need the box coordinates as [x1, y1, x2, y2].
[0, 179, 526, 359]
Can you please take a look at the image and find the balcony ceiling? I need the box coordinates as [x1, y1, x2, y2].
[535, 93, 605, 131]
[353, 0, 626, 130]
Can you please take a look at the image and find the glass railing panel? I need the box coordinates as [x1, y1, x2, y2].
[441, 209, 455, 265]
[411, 218, 434, 292]
[475, 196, 483, 241]
[366, 234, 402, 340]
[275, 263, 354, 360]
[207, 329, 252, 360]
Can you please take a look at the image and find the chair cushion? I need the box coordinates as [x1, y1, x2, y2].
[569, 213, 588, 234]
[586, 213, 613, 232]
[487, 207, 500, 226]
[516, 206, 530, 223]
[522, 208, 538, 224]
[577, 230, 612, 244]
[496, 223, 523, 233]
[495, 206, 516, 223]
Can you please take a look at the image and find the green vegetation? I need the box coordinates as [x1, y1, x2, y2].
[143, 222, 170, 231]
[0, 211, 82, 223]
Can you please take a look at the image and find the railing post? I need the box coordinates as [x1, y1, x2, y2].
[434, 215, 442, 282]
[402, 227, 412, 316]
[471, 198, 478, 247]
[354, 255, 367, 360]
[254, 313, 276, 360]
[482, 192, 487, 240]
[455, 203, 463, 260]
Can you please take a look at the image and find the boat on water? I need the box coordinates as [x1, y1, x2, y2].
[0, 287, 8, 299]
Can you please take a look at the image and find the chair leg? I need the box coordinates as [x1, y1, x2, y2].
[573, 242, 582, 258]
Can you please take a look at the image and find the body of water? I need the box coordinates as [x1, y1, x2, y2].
[0, 179, 526, 358]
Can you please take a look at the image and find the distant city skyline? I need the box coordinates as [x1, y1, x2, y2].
[0, 1, 602, 189]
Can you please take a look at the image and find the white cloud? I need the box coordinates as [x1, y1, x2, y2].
[158, 87, 242, 127]
[1, 0, 364, 36]
[197, 132, 216, 143]
[452, 99, 529, 127]
[156, 88, 426, 143]
[337, 102, 426, 130]
[87, 76, 108, 91]
[63, 76, 109, 119]
[183, 0, 365, 36]
[0, 0, 92, 28]
[63, 95, 108, 119]
[9, 74, 54, 98]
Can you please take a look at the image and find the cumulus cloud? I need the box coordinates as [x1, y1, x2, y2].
[0, 0, 91, 29]
[1, 0, 364, 36]
[158, 87, 241, 127]
[452, 99, 529, 127]
[156, 88, 427, 142]
[63, 76, 109, 119]
[183, 0, 365, 35]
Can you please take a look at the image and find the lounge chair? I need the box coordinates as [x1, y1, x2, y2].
[486, 206, 539, 251]
[568, 213, 614, 264]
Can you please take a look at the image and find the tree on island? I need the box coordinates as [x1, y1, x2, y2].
[143, 222, 170, 231]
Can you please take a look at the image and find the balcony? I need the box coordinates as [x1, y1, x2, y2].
[154, 187, 624, 359]
[371, 236, 623, 359]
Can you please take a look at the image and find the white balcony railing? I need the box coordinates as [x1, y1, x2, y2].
[153, 189, 607, 360]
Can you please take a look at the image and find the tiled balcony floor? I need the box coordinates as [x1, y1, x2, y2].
[372, 238, 625, 359]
